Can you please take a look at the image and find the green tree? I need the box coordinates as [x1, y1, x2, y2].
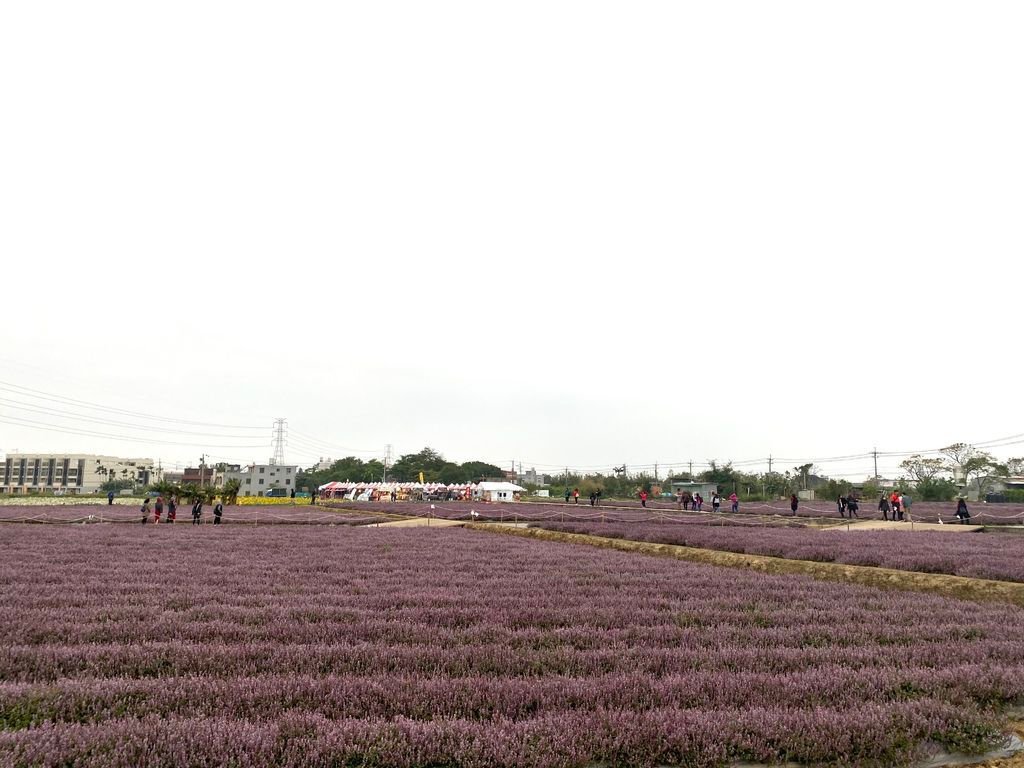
[389, 448, 452, 482]
[899, 455, 947, 483]
[699, 461, 742, 491]
[222, 478, 241, 505]
[914, 477, 958, 501]
[992, 457, 1024, 483]
[789, 463, 814, 491]
[99, 478, 135, 493]
[149, 480, 182, 498]
[458, 461, 506, 482]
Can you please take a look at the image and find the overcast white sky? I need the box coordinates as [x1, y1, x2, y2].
[1, 1, 1021, 480]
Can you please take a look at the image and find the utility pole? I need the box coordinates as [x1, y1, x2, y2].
[199, 453, 205, 488]
[688, 460, 693, 478]
[384, 444, 392, 482]
[272, 418, 287, 466]
[654, 462, 659, 482]
[768, 455, 773, 474]
[873, 447, 878, 480]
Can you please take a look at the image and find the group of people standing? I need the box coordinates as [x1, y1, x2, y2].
[674, 490, 740, 513]
[877, 490, 911, 521]
[836, 491, 971, 524]
[140, 496, 223, 525]
[835, 491, 911, 520]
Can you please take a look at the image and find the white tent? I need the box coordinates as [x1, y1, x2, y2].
[474, 481, 524, 502]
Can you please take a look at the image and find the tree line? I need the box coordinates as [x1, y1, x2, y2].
[295, 448, 507, 491]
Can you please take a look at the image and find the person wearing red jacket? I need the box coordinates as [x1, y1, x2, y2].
[639, 489, 648, 508]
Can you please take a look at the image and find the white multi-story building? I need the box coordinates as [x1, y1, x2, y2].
[1, 454, 156, 494]
[223, 462, 299, 496]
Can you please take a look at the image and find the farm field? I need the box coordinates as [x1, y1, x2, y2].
[2, 526, 1024, 766]
[554, 498, 1024, 526]
[530, 522, 1024, 583]
[322, 498, 1024, 526]
[0, 504, 387, 526]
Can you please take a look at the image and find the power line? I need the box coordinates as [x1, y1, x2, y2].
[0, 414, 270, 449]
[0, 398, 266, 439]
[287, 428, 383, 454]
[0, 379, 266, 430]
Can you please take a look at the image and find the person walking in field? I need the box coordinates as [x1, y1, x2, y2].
[878, 494, 891, 521]
[890, 490, 902, 521]
[107, 490, 115, 505]
[564, 488, 571, 503]
[902, 493, 912, 519]
[846, 495, 859, 518]
[837, 495, 847, 518]
[573, 488, 580, 504]
[729, 492, 739, 513]
[955, 497, 971, 524]
[154, 496, 164, 524]
[140, 497, 150, 523]
[166, 497, 177, 524]
[711, 492, 721, 513]
[191, 499, 203, 525]
[589, 491, 597, 506]
[695, 493, 704, 512]
[213, 502, 223, 525]
[790, 494, 799, 516]
[639, 489, 648, 508]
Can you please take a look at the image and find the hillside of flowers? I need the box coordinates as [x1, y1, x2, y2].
[530, 522, 1024, 584]
[2, 526, 1024, 766]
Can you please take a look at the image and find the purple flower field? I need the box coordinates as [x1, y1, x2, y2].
[594, 498, 1024, 525]
[0, 504, 388, 526]
[2, 526, 1024, 766]
[324, 499, 1024, 525]
[531, 522, 1024, 584]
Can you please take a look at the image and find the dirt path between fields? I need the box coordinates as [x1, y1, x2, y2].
[466, 524, 1024, 608]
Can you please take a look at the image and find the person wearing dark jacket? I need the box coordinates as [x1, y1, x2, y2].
[837, 496, 848, 518]
[140, 498, 150, 524]
[213, 502, 223, 525]
[878, 495, 891, 521]
[956, 498, 971, 524]
[846, 496, 860, 518]
[790, 494, 799, 515]
[191, 500, 203, 525]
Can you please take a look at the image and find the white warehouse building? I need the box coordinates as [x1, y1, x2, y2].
[223, 462, 300, 497]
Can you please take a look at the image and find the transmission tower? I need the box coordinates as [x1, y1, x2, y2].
[272, 418, 287, 465]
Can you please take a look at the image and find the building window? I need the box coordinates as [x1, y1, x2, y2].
[245, 478, 251, 485]
[258, 479, 264, 485]
[259, 467, 265, 474]
[285, 479, 291, 485]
